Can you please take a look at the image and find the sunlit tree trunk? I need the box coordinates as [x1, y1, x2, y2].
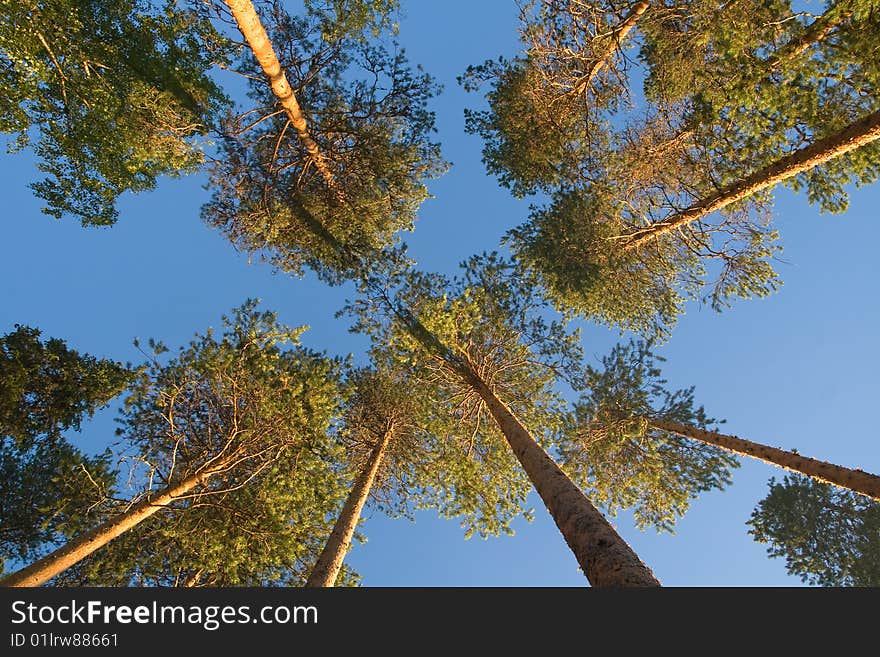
[224, 0, 341, 198]
[460, 365, 661, 587]
[650, 418, 880, 501]
[0, 471, 212, 587]
[620, 109, 880, 251]
[305, 426, 394, 587]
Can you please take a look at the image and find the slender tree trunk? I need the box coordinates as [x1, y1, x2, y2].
[650, 418, 880, 501]
[765, 4, 853, 71]
[0, 471, 212, 587]
[571, 1, 649, 96]
[459, 366, 661, 587]
[224, 0, 342, 199]
[620, 108, 880, 251]
[305, 426, 394, 587]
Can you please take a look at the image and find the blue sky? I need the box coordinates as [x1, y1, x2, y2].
[2, 1, 878, 586]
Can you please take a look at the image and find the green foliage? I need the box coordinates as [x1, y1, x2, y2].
[0, 325, 134, 445]
[203, 1, 446, 284]
[343, 254, 583, 538]
[0, 438, 116, 574]
[461, 0, 631, 197]
[117, 301, 342, 481]
[0, 0, 230, 225]
[507, 192, 695, 339]
[509, 189, 782, 339]
[461, 56, 605, 198]
[303, 0, 400, 40]
[558, 341, 738, 532]
[54, 449, 357, 586]
[54, 301, 355, 586]
[0, 325, 131, 573]
[748, 474, 880, 586]
[117, 301, 344, 503]
[333, 366, 430, 518]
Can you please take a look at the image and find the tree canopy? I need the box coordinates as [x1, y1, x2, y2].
[0, 325, 132, 573]
[203, 0, 446, 283]
[1, 0, 230, 225]
[748, 474, 880, 586]
[465, 0, 880, 337]
[47, 301, 355, 586]
[559, 340, 738, 532]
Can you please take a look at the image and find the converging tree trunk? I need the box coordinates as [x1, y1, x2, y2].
[224, 0, 341, 198]
[461, 365, 661, 587]
[0, 471, 212, 587]
[620, 109, 880, 251]
[306, 425, 394, 587]
[649, 418, 880, 502]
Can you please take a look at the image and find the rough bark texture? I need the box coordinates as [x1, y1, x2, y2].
[224, 0, 342, 199]
[650, 418, 880, 501]
[305, 426, 393, 587]
[620, 109, 880, 251]
[460, 366, 661, 587]
[0, 472, 211, 587]
[572, 1, 649, 96]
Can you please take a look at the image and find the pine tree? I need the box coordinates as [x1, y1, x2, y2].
[306, 367, 425, 587]
[567, 340, 880, 534]
[308, 354, 577, 586]
[0, 301, 349, 587]
[1, 0, 230, 225]
[204, 0, 446, 283]
[344, 254, 661, 586]
[52, 445, 359, 586]
[0, 325, 133, 574]
[465, 0, 880, 336]
[560, 341, 739, 532]
[649, 418, 880, 501]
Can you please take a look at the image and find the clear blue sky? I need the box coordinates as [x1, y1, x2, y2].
[2, 1, 878, 586]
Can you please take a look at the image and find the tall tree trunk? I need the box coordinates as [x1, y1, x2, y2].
[459, 366, 661, 587]
[571, 1, 649, 96]
[305, 426, 394, 587]
[619, 108, 880, 251]
[385, 307, 660, 586]
[0, 471, 212, 587]
[224, 0, 342, 200]
[650, 418, 880, 501]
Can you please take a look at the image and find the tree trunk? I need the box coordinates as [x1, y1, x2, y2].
[459, 366, 661, 587]
[649, 418, 880, 501]
[0, 471, 211, 587]
[620, 108, 880, 251]
[765, 4, 853, 71]
[305, 426, 394, 587]
[224, 0, 341, 199]
[571, 1, 649, 96]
